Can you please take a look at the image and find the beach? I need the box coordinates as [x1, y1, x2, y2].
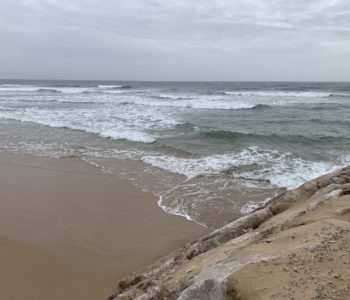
[0, 152, 207, 300]
[0, 80, 349, 299]
[1, 0, 350, 298]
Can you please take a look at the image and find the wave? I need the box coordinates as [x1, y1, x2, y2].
[58, 100, 97, 104]
[142, 146, 347, 188]
[251, 104, 272, 110]
[188, 101, 255, 110]
[0, 105, 169, 144]
[139, 94, 345, 111]
[156, 94, 267, 108]
[223, 90, 332, 98]
[99, 130, 156, 143]
[36, 88, 62, 93]
[98, 85, 122, 89]
[157, 94, 194, 100]
[0, 85, 38, 92]
[0, 84, 23, 87]
[309, 118, 350, 126]
[174, 122, 200, 131]
[329, 93, 350, 98]
[307, 103, 350, 111]
[0, 85, 90, 94]
[131, 97, 256, 110]
[81, 89, 128, 95]
[5, 98, 100, 104]
[0, 113, 158, 144]
[53, 84, 81, 87]
[0, 84, 130, 94]
[197, 130, 348, 145]
[98, 84, 131, 90]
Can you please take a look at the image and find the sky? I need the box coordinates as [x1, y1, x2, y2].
[1, 0, 350, 81]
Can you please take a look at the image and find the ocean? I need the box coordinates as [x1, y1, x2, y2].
[1, 80, 349, 227]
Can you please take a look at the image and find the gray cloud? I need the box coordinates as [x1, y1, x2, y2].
[1, 0, 350, 80]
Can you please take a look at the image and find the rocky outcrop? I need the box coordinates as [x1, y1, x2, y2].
[109, 167, 350, 300]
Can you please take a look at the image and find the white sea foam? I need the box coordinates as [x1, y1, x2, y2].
[99, 130, 156, 143]
[0, 84, 23, 87]
[143, 153, 233, 178]
[0, 84, 127, 94]
[157, 196, 195, 222]
[129, 97, 256, 110]
[98, 85, 123, 89]
[0, 85, 90, 94]
[158, 94, 196, 100]
[143, 147, 347, 189]
[125, 91, 347, 111]
[0, 85, 38, 92]
[240, 193, 278, 215]
[189, 100, 255, 110]
[1, 84, 345, 111]
[0, 102, 179, 144]
[54, 87, 91, 93]
[240, 200, 267, 215]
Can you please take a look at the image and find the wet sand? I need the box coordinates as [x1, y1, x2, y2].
[0, 153, 208, 300]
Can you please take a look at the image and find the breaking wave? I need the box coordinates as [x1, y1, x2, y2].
[143, 147, 346, 189]
[37, 88, 62, 93]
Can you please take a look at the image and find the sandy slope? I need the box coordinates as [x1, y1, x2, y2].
[113, 166, 350, 300]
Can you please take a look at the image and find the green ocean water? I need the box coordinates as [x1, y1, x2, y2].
[0, 80, 349, 226]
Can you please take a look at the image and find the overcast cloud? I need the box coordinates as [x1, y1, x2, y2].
[1, 0, 350, 81]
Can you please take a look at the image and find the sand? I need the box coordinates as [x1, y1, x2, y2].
[0, 152, 208, 300]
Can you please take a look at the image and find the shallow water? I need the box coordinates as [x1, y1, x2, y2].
[1, 80, 349, 226]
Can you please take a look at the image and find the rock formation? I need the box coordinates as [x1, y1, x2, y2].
[109, 166, 350, 300]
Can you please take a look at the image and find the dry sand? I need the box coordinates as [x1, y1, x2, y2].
[0, 152, 208, 300]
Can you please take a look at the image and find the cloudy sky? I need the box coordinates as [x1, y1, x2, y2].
[1, 0, 350, 81]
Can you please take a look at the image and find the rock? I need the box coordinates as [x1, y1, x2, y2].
[312, 184, 342, 198]
[327, 189, 343, 200]
[318, 176, 347, 189]
[111, 166, 350, 300]
[177, 279, 226, 300]
[269, 189, 303, 214]
[119, 275, 145, 291]
[185, 207, 272, 259]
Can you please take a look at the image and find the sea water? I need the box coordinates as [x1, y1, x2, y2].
[1, 80, 349, 227]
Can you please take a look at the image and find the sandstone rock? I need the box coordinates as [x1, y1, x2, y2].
[111, 166, 350, 300]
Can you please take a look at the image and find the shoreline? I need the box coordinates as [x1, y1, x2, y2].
[112, 166, 350, 299]
[0, 152, 208, 300]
